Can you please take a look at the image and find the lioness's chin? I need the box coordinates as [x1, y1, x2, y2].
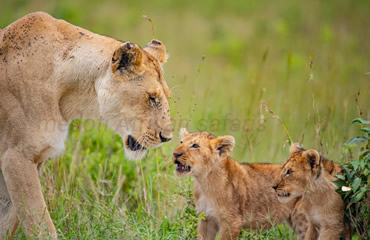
[124, 148, 147, 160]
[122, 135, 147, 160]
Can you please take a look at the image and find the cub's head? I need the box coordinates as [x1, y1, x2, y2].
[272, 143, 323, 203]
[98, 40, 172, 160]
[172, 129, 235, 177]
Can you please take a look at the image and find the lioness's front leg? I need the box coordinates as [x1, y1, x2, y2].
[0, 170, 19, 238]
[2, 149, 57, 239]
[197, 216, 218, 240]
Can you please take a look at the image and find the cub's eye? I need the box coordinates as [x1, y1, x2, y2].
[191, 144, 199, 149]
[180, 141, 183, 144]
[285, 169, 293, 175]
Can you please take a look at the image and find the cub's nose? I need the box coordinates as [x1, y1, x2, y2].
[159, 132, 172, 143]
[173, 152, 183, 158]
[272, 185, 278, 190]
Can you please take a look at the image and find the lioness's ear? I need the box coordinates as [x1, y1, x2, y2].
[290, 142, 303, 154]
[144, 39, 168, 65]
[112, 42, 143, 72]
[179, 128, 189, 140]
[213, 135, 235, 157]
[303, 149, 321, 176]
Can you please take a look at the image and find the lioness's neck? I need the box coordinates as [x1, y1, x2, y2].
[57, 38, 120, 122]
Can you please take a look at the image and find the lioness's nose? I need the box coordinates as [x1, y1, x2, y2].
[159, 132, 172, 143]
[272, 185, 278, 190]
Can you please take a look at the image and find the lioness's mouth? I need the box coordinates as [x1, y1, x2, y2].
[174, 160, 191, 172]
[277, 193, 290, 197]
[127, 135, 146, 151]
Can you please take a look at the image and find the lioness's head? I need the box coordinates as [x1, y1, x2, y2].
[272, 143, 323, 203]
[98, 40, 172, 160]
[172, 129, 235, 177]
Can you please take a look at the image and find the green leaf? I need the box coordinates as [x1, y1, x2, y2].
[361, 205, 367, 214]
[352, 118, 370, 125]
[351, 160, 359, 171]
[362, 150, 369, 158]
[360, 127, 370, 134]
[343, 166, 351, 174]
[353, 186, 367, 203]
[336, 174, 346, 180]
[360, 159, 365, 169]
[352, 177, 361, 192]
[347, 136, 368, 146]
[333, 180, 345, 188]
[351, 234, 359, 240]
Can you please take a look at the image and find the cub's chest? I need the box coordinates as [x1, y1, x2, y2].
[195, 193, 216, 217]
[308, 207, 322, 226]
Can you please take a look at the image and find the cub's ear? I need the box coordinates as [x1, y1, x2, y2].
[303, 149, 321, 176]
[112, 42, 143, 72]
[144, 39, 168, 65]
[179, 128, 189, 140]
[213, 135, 235, 158]
[290, 142, 303, 154]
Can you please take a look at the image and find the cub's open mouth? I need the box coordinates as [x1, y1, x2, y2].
[127, 135, 146, 151]
[277, 193, 290, 197]
[175, 160, 191, 172]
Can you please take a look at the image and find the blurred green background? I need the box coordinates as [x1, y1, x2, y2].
[1, 0, 369, 239]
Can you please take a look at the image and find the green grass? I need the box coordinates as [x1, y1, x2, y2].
[1, 0, 369, 239]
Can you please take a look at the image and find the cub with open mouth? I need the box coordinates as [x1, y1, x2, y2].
[172, 129, 310, 240]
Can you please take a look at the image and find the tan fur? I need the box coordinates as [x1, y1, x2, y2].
[272, 144, 350, 240]
[173, 130, 309, 240]
[0, 12, 173, 238]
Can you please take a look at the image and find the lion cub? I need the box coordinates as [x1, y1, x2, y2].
[272, 143, 350, 240]
[173, 129, 308, 240]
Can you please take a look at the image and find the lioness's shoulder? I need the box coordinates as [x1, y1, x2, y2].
[6, 11, 55, 30]
[2, 12, 58, 46]
[23, 11, 54, 21]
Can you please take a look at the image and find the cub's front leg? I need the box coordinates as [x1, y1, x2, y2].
[197, 216, 218, 240]
[320, 223, 344, 240]
[303, 222, 319, 240]
[218, 221, 242, 240]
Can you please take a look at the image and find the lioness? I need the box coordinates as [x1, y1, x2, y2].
[272, 143, 350, 240]
[172, 129, 308, 240]
[0, 12, 173, 238]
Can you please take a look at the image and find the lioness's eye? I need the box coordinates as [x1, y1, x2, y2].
[285, 169, 293, 175]
[180, 141, 183, 144]
[191, 144, 199, 149]
[149, 96, 158, 105]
